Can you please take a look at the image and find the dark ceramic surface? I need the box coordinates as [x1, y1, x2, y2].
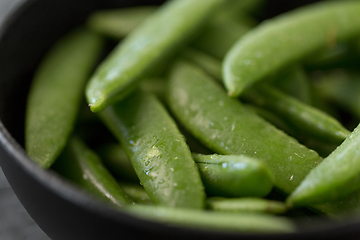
[1, 0, 360, 239]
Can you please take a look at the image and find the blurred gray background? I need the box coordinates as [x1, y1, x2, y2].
[0, 0, 50, 239]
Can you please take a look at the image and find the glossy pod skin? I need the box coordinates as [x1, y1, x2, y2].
[182, 48, 349, 145]
[85, 2, 254, 61]
[166, 60, 322, 195]
[288, 123, 360, 207]
[52, 136, 134, 208]
[86, 0, 226, 112]
[126, 205, 295, 234]
[223, 1, 360, 97]
[207, 197, 288, 214]
[242, 84, 350, 144]
[193, 153, 274, 198]
[99, 91, 205, 209]
[25, 28, 103, 168]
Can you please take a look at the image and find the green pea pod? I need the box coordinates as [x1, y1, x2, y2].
[314, 71, 360, 119]
[312, 188, 360, 218]
[242, 84, 350, 144]
[304, 43, 358, 70]
[193, 153, 274, 198]
[191, 9, 254, 60]
[99, 91, 205, 209]
[181, 48, 222, 81]
[85, 3, 254, 62]
[25, 29, 104, 168]
[271, 65, 312, 104]
[207, 197, 288, 215]
[287, 123, 360, 206]
[86, 0, 226, 112]
[87, 6, 157, 39]
[139, 77, 167, 103]
[52, 136, 133, 208]
[126, 205, 295, 233]
[96, 143, 139, 182]
[182, 47, 348, 145]
[166, 60, 321, 195]
[96, 144, 273, 197]
[120, 183, 153, 204]
[244, 104, 297, 137]
[223, 1, 360, 97]
[222, 0, 265, 16]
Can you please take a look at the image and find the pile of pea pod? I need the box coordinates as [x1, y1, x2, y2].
[24, 0, 360, 234]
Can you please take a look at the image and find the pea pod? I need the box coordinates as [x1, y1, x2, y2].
[99, 91, 205, 209]
[190, 8, 254, 60]
[166, 60, 321, 195]
[52, 136, 133, 208]
[271, 65, 312, 104]
[25, 28, 103, 168]
[223, 1, 360, 97]
[314, 71, 360, 119]
[304, 43, 360, 70]
[87, 6, 157, 39]
[242, 84, 350, 144]
[181, 48, 222, 81]
[207, 197, 288, 214]
[126, 205, 295, 233]
[287, 123, 360, 206]
[183, 48, 349, 144]
[193, 153, 274, 197]
[139, 77, 167, 103]
[96, 143, 139, 182]
[86, 0, 226, 112]
[96, 143, 273, 197]
[244, 104, 297, 137]
[121, 183, 153, 204]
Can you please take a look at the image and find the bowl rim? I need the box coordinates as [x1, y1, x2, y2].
[0, 0, 360, 238]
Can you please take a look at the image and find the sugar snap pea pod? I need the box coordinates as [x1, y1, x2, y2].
[191, 10, 254, 60]
[25, 29, 103, 168]
[287, 123, 360, 206]
[120, 183, 153, 204]
[126, 205, 295, 233]
[314, 71, 360, 119]
[99, 91, 205, 209]
[85, 3, 253, 62]
[244, 104, 297, 137]
[207, 197, 288, 214]
[87, 6, 157, 39]
[242, 84, 350, 144]
[167, 61, 321, 195]
[139, 77, 167, 103]
[304, 44, 355, 70]
[223, 1, 360, 97]
[52, 136, 133, 208]
[222, 0, 265, 16]
[181, 48, 222, 81]
[86, 0, 226, 112]
[182, 48, 348, 144]
[96, 143, 139, 182]
[193, 153, 274, 198]
[271, 65, 312, 104]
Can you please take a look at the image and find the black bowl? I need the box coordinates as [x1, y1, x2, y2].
[1, 0, 360, 239]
